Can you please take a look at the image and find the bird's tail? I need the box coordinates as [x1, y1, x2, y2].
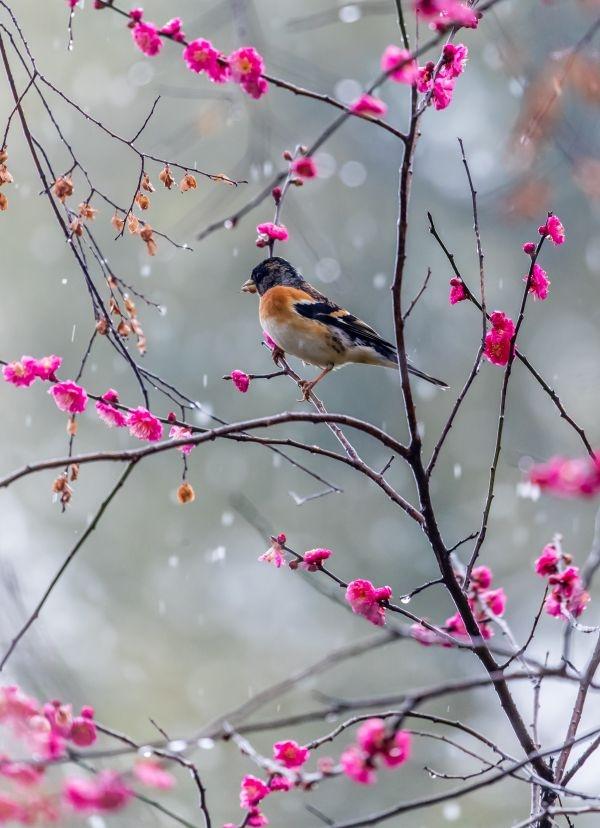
[407, 363, 449, 389]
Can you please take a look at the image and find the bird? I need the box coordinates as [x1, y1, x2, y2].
[241, 256, 447, 399]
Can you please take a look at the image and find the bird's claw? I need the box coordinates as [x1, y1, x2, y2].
[297, 380, 314, 402]
[272, 346, 285, 365]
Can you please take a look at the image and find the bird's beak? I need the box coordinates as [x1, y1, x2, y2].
[241, 278, 257, 294]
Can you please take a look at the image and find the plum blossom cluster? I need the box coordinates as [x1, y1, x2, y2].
[528, 453, 600, 498]
[0, 684, 178, 821]
[414, 0, 479, 31]
[345, 579, 392, 627]
[122, 8, 268, 99]
[534, 542, 590, 620]
[2, 355, 61, 387]
[340, 718, 411, 785]
[230, 740, 310, 826]
[451, 216, 565, 357]
[258, 534, 288, 568]
[255, 152, 318, 247]
[411, 566, 506, 646]
[381, 41, 469, 111]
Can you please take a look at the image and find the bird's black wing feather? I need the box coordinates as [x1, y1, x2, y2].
[294, 300, 397, 362]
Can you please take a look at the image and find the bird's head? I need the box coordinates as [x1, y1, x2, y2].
[241, 256, 303, 296]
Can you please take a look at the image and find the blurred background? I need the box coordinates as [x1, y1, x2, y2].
[1, 0, 600, 824]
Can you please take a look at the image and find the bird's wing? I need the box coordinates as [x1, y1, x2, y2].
[293, 287, 397, 361]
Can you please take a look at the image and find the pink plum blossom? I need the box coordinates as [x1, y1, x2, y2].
[535, 544, 560, 576]
[440, 43, 468, 78]
[449, 277, 467, 304]
[258, 533, 286, 568]
[484, 311, 515, 367]
[528, 454, 600, 498]
[471, 566, 493, 590]
[414, 0, 478, 30]
[96, 389, 127, 428]
[291, 156, 318, 179]
[2, 358, 37, 387]
[228, 47, 268, 98]
[70, 714, 97, 747]
[380, 730, 412, 768]
[525, 263, 550, 301]
[256, 222, 289, 243]
[273, 740, 309, 768]
[134, 760, 176, 790]
[239, 775, 270, 808]
[380, 45, 418, 84]
[49, 381, 88, 413]
[160, 18, 185, 42]
[432, 76, 455, 110]
[64, 770, 133, 813]
[269, 775, 292, 792]
[28, 355, 62, 381]
[416, 61, 435, 92]
[300, 548, 332, 571]
[340, 745, 376, 785]
[231, 370, 250, 393]
[350, 94, 388, 117]
[126, 407, 163, 441]
[345, 579, 392, 626]
[183, 39, 229, 83]
[0, 757, 43, 787]
[539, 214, 565, 246]
[357, 719, 386, 755]
[481, 587, 506, 616]
[169, 425, 194, 454]
[131, 21, 163, 56]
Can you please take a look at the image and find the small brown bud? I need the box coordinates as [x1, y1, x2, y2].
[180, 173, 197, 192]
[52, 474, 68, 493]
[299, 145, 308, 154]
[135, 192, 150, 210]
[291, 177, 304, 187]
[140, 224, 158, 256]
[78, 202, 97, 220]
[130, 317, 143, 335]
[67, 416, 78, 436]
[117, 320, 131, 337]
[124, 296, 136, 316]
[95, 317, 109, 335]
[288, 560, 299, 570]
[69, 217, 84, 237]
[111, 212, 125, 232]
[70, 463, 80, 482]
[283, 150, 293, 161]
[109, 297, 121, 316]
[52, 176, 74, 203]
[177, 482, 196, 504]
[563, 553, 573, 564]
[107, 275, 117, 289]
[159, 165, 175, 189]
[136, 333, 147, 355]
[141, 173, 155, 193]
[127, 213, 140, 234]
[0, 192, 7, 211]
[0, 147, 7, 164]
[0, 164, 14, 186]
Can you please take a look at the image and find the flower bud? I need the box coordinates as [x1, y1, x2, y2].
[177, 482, 196, 504]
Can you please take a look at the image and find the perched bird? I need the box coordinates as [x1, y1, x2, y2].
[242, 256, 447, 398]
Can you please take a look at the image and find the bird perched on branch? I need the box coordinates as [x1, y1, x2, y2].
[242, 256, 447, 399]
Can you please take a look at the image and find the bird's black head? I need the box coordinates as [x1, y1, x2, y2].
[241, 256, 303, 296]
